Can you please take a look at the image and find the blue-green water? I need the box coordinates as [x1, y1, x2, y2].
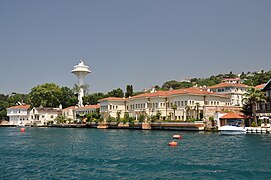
[1, 127, 271, 179]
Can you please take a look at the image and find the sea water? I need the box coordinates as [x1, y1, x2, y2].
[1, 127, 271, 179]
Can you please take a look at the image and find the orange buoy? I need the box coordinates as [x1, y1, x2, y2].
[168, 141, 178, 146]
[173, 134, 182, 139]
[20, 128, 25, 133]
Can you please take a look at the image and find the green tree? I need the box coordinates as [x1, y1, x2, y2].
[171, 104, 177, 120]
[60, 87, 77, 108]
[7, 93, 29, 105]
[195, 102, 200, 120]
[185, 105, 191, 120]
[84, 92, 105, 105]
[28, 83, 62, 107]
[162, 80, 193, 90]
[155, 110, 162, 121]
[72, 83, 90, 96]
[108, 88, 124, 98]
[242, 88, 266, 125]
[125, 85, 133, 98]
[241, 102, 252, 117]
[0, 94, 9, 120]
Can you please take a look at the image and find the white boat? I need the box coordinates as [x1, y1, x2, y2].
[218, 125, 246, 135]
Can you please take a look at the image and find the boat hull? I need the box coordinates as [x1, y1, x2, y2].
[219, 125, 246, 135]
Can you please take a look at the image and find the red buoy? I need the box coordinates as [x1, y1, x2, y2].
[172, 134, 182, 140]
[168, 141, 178, 146]
[20, 128, 25, 133]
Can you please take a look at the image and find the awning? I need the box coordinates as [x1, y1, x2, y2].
[259, 116, 270, 120]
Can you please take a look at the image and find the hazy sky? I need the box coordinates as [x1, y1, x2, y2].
[1, 0, 271, 94]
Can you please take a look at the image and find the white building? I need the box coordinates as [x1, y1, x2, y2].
[221, 78, 241, 84]
[74, 105, 100, 122]
[208, 83, 249, 106]
[62, 106, 76, 120]
[29, 107, 62, 125]
[99, 87, 232, 121]
[6, 105, 31, 126]
[99, 97, 126, 120]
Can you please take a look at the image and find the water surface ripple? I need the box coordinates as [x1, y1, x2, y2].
[1, 127, 271, 179]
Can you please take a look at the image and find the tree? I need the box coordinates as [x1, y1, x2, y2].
[125, 85, 133, 98]
[28, 83, 62, 108]
[84, 92, 105, 105]
[108, 88, 124, 98]
[72, 83, 89, 96]
[162, 80, 193, 90]
[155, 110, 162, 121]
[185, 105, 191, 120]
[195, 102, 200, 120]
[171, 104, 177, 120]
[60, 87, 77, 108]
[242, 88, 266, 125]
[7, 93, 29, 105]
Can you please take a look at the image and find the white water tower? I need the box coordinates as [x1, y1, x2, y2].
[71, 60, 91, 107]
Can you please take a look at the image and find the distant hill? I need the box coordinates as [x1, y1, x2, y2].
[160, 69, 271, 90]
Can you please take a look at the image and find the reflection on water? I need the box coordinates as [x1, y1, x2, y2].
[1, 127, 271, 179]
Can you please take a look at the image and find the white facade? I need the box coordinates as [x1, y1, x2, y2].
[62, 106, 76, 120]
[208, 83, 249, 106]
[6, 105, 30, 126]
[99, 97, 126, 119]
[74, 105, 100, 121]
[29, 107, 62, 125]
[99, 87, 232, 121]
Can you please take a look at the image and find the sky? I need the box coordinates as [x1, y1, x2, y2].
[1, 0, 271, 94]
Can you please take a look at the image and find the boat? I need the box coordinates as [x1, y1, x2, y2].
[218, 125, 246, 135]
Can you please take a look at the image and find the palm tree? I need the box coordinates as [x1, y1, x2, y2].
[242, 88, 266, 125]
[72, 84, 90, 95]
[195, 102, 200, 120]
[171, 104, 177, 120]
[185, 105, 191, 120]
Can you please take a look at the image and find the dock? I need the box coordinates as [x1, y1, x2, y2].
[245, 127, 270, 133]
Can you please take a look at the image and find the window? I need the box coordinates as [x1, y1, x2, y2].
[181, 101, 183, 106]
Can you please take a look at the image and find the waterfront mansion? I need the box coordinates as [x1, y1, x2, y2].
[6, 79, 253, 125]
[99, 87, 240, 121]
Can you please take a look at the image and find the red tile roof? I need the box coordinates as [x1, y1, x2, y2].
[76, 105, 100, 110]
[255, 84, 266, 89]
[62, 106, 76, 110]
[131, 91, 170, 99]
[98, 97, 126, 102]
[7, 105, 30, 109]
[220, 112, 246, 119]
[171, 87, 213, 95]
[208, 83, 248, 89]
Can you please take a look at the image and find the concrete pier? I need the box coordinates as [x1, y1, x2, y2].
[245, 127, 270, 133]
